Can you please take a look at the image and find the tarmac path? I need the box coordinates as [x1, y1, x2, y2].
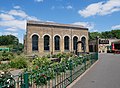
[71, 53, 120, 88]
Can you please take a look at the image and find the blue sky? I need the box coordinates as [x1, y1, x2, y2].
[0, 0, 120, 43]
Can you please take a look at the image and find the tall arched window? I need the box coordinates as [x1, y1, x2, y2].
[64, 36, 69, 50]
[54, 35, 60, 50]
[32, 35, 38, 51]
[73, 36, 78, 50]
[81, 37, 86, 51]
[44, 35, 50, 50]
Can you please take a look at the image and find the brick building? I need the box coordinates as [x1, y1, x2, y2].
[24, 21, 89, 56]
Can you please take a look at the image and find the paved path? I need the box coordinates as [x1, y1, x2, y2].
[71, 53, 120, 88]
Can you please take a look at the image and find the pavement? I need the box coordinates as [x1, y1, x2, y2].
[71, 53, 120, 88]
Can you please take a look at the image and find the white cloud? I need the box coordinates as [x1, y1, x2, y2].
[66, 5, 73, 10]
[112, 24, 120, 29]
[5, 27, 18, 32]
[72, 22, 94, 30]
[0, 13, 14, 20]
[79, 0, 120, 17]
[0, 8, 40, 43]
[35, 0, 43, 2]
[27, 16, 39, 21]
[92, 29, 98, 32]
[0, 20, 26, 30]
[0, 32, 18, 37]
[0, 9, 39, 31]
[8, 10, 28, 18]
[13, 6, 21, 9]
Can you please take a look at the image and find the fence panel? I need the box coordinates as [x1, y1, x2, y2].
[0, 52, 98, 88]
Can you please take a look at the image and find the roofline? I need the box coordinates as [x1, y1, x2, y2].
[27, 20, 88, 30]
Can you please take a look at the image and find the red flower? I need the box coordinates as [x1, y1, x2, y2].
[41, 74, 47, 78]
[36, 66, 39, 69]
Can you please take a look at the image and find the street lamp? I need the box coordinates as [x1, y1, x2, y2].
[95, 36, 99, 52]
[95, 36, 99, 59]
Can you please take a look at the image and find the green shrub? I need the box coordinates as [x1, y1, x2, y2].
[0, 71, 15, 88]
[0, 51, 14, 61]
[9, 56, 28, 69]
[32, 57, 51, 68]
[0, 63, 10, 71]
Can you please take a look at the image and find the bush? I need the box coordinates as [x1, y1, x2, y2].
[0, 63, 10, 71]
[32, 57, 51, 68]
[9, 56, 28, 69]
[0, 51, 14, 61]
[0, 71, 15, 88]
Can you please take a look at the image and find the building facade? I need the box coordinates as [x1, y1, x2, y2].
[24, 21, 89, 56]
[98, 38, 120, 53]
[89, 38, 120, 53]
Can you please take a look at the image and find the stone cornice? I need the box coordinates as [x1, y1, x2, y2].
[27, 20, 88, 30]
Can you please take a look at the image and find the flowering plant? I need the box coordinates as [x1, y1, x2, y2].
[0, 71, 15, 88]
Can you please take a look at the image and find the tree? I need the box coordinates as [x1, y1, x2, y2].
[0, 35, 24, 52]
[89, 29, 120, 40]
[89, 32, 102, 40]
[0, 35, 18, 46]
[111, 30, 120, 39]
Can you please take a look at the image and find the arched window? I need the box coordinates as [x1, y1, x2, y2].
[64, 36, 69, 50]
[54, 35, 60, 50]
[81, 37, 86, 51]
[73, 36, 78, 50]
[44, 35, 50, 50]
[32, 35, 38, 51]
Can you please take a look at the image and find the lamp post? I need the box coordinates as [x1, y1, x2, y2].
[96, 36, 99, 52]
[95, 36, 99, 60]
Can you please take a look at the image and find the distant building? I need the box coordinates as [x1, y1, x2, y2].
[89, 38, 120, 53]
[24, 21, 89, 56]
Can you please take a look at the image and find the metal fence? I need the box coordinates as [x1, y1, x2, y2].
[0, 52, 98, 88]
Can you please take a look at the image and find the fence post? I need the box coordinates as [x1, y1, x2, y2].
[24, 72, 29, 88]
[84, 56, 86, 71]
[90, 54, 93, 65]
[69, 60, 73, 83]
[95, 52, 98, 60]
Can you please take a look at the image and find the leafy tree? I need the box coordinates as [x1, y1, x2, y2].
[0, 35, 24, 52]
[111, 30, 120, 39]
[89, 29, 120, 40]
[0, 35, 18, 45]
[89, 32, 102, 40]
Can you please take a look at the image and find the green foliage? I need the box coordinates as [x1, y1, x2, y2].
[0, 35, 24, 52]
[89, 32, 102, 40]
[9, 56, 28, 69]
[0, 71, 15, 88]
[32, 57, 51, 68]
[0, 63, 10, 71]
[111, 30, 120, 39]
[0, 35, 18, 46]
[89, 29, 120, 40]
[0, 51, 14, 61]
[34, 74, 47, 85]
[52, 53, 74, 59]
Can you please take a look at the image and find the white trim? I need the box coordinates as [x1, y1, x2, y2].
[72, 35, 79, 40]
[63, 34, 71, 39]
[80, 35, 87, 40]
[30, 33, 40, 38]
[42, 34, 51, 39]
[53, 34, 61, 39]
